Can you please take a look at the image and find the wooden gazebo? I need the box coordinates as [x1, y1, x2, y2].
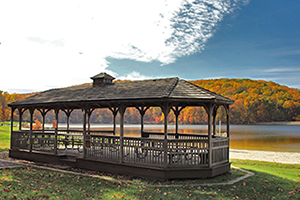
[8, 73, 234, 180]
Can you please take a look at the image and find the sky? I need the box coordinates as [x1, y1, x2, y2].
[1, 0, 300, 93]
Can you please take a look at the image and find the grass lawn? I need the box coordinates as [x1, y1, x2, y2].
[0, 160, 299, 199]
[0, 124, 11, 150]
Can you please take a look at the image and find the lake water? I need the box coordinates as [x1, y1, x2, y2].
[59, 124, 300, 152]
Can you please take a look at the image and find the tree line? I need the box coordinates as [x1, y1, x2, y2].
[1, 78, 300, 125]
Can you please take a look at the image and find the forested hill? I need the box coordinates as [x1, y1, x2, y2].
[1, 79, 300, 124]
[191, 79, 300, 123]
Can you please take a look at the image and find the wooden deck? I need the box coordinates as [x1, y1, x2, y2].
[10, 129, 230, 180]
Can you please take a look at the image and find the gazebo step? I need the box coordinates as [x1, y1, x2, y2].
[60, 156, 77, 163]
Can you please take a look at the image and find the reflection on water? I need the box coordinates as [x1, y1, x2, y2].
[230, 125, 300, 152]
[60, 124, 300, 152]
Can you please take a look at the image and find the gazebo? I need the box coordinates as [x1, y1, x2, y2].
[8, 73, 234, 180]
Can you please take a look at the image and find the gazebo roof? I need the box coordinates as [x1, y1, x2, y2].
[91, 72, 115, 80]
[9, 75, 234, 109]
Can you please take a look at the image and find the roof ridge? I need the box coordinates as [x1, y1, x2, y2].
[163, 77, 179, 98]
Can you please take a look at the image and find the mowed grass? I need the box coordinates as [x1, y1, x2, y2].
[0, 125, 11, 150]
[0, 160, 299, 199]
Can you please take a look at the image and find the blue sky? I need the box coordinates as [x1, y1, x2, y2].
[1, 0, 300, 93]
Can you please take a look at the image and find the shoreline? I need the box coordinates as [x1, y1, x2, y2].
[249, 121, 300, 125]
[230, 149, 300, 164]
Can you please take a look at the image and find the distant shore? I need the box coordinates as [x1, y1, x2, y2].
[250, 121, 300, 125]
[230, 149, 300, 164]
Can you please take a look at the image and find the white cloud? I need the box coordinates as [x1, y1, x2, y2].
[117, 71, 153, 81]
[0, 0, 249, 93]
[263, 67, 300, 73]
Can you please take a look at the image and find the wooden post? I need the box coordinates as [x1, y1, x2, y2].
[87, 109, 93, 135]
[212, 106, 218, 136]
[83, 109, 87, 158]
[29, 108, 34, 153]
[42, 112, 45, 134]
[113, 112, 117, 135]
[174, 107, 179, 139]
[207, 104, 213, 168]
[10, 107, 15, 150]
[171, 106, 185, 139]
[141, 110, 144, 137]
[226, 105, 230, 138]
[63, 109, 73, 134]
[109, 107, 118, 136]
[67, 112, 70, 134]
[136, 106, 150, 138]
[54, 109, 59, 155]
[119, 105, 126, 163]
[18, 108, 23, 130]
[225, 105, 230, 161]
[162, 104, 170, 169]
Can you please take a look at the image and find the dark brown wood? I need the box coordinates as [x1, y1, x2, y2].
[119, 105, 126, 163]
[10, 107, 15, 150]
[162, 104, 170, 169]
[207, 104, 213, 168]
[9, 149, 230, 180]
[83, 109, 87, 158]
[29, 108, 34, 153]
[54, 109, 59, 155]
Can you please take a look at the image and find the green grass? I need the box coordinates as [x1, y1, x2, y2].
[0, 121, 20, 150]
[0, 125, 11, 150]
[0, 160, 299, 199]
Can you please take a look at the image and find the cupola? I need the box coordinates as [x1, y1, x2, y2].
[91, 72, 115, 86]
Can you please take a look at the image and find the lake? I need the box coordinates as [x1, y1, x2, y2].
[59, 124, 300, 152]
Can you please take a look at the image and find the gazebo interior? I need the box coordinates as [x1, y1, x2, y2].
[9, 73, 234, 180]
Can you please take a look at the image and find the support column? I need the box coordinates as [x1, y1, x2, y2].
[136, 106, 150, 138]
[18, 108, 24, 131]
[212, 106, 218, 136]
[119, 105, 126, 163]
[38, 108, 49, 134]
[206, 103, 213, 168]
[109, 107, 119, 135]
[171, 106, 185, 139]
[83, 109, 87, 158]
[10, 107, 16, 150]
[29, 108, 34, 153]
[42, 113, 45, 134]
[87, 109, 94, 135]
[162, 103, 170, 169]
[225, 105, 230, 161]
[54, 109, 59, 155]
[63, 109, 73, 134]
[67, 112, 70, 134]
[225, 105, 230, 138]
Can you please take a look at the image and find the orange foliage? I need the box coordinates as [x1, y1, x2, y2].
[33, 119, 42, 130]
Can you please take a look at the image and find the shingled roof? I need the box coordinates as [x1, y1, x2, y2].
[9, 75, 234, 109]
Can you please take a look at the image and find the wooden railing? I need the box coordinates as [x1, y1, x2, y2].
[86, 135, 210, 167]
[86, 135, 120, 161]
[212, 136, 229, 166]
[12, 130, 31, 150]
[146, 131, 208, 140]
[32, 131, 55, 152]
[167, 138, 209, 167]
[122, 137, 165, 166]
[11, 130, 228, 168]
